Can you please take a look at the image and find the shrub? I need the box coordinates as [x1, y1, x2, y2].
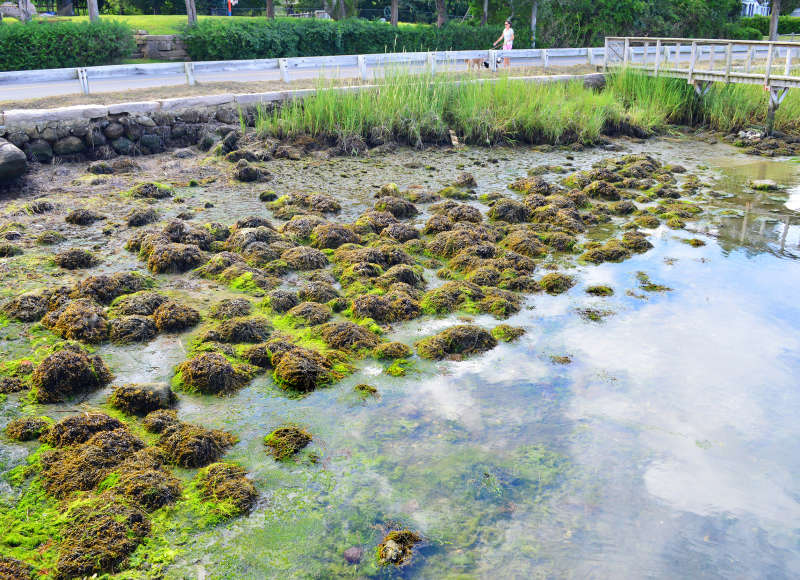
[182, 19, 526, 62]
[0, 20, 135, 72]
[740, 16, 800, 36]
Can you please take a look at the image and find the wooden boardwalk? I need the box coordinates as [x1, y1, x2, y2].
[604, 37, 800, 132]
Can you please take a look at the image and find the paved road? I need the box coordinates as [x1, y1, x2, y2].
[1, 55, 591, 103]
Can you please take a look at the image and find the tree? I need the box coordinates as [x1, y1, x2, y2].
[185, 0, 197, 25]
[87, 0, 99, 21]
[390, 0, 398, 25]
[770, 0, 781, 40]
[266, 0, 275, 18]
[436, 0, 447, 26]
[530, 0, 537, 47]
[482, 0, 488, 25]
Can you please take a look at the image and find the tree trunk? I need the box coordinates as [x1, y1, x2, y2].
[87, 0, 99, 21]
[481, 0, 487, 26]
[17, 0, 33, 21]
[436, 0, 447, 27]
[339, 0, 346, 20]
[390, 0, 398, 26]
[185, 0, 197, 25]
[266, 0, 274, 18]
[770, 0, 781, 41]
[530, 0, 537, 48]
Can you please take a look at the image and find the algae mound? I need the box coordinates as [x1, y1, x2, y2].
[416, 325, 497, 360]
[264, 425, 312, 460]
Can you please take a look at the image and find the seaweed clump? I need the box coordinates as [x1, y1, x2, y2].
[491, 324, 526, 342]
[207, 316, 274, 344]
[1, 293, 48, 322]
[109, 383, 175, 416]
[40, 427, 145, 497]
[43, 298, 108, 343]
[55, 494, 150, 579]
[196, 462, 257, 515]
[108, 315, 157, 344]
[54, 248, 98, 270]
[264, 425, 312, 460]
[209, 298, 252, 319]
[153, 301, 201, 332]
[0, 557, 33, 579]
[319, 321, 380, 350]
[31, 349, 112, 403]
[41, 412, 123, 447]
[377, 530, 422, 567]
[112, 291, 168, 316]
[174, 353, 253, 395]
[4, 416, 51, 441]
[538, 273, 575, 295]
[373, 342, 412, 360]
[271, 343, 335, 392]
[155, 420, 237, 468]
[416, 325, 497, 360]
[147, 243, 206, 274]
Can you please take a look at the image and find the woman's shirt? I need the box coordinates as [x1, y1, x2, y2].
[503, 28, 514, 44]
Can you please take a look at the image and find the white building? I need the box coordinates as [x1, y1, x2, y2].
[741, 0, 770, 17]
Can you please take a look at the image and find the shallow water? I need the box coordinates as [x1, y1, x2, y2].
[2, 136, 800, 579]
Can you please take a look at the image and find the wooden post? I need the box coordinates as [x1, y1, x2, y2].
[746, 46, 754, 74]
[603, 37, 608, 71]
[427, 52, 436, 75]
[654, 39, 661, 76]
[184, 62, 196, 86]
[358, 55, 367, 81]
[279, 58, 290, 83]
[708, 44, 716, 72]
[543, 48, 549, 71]
[785, 46, 793, 76]
[623, 38, 630, 65]
[77, 68, 90, 95]
[688, 41, 697, 83]
[765, 43, 774, 85]
[725, 43, 732, 84]
[643, 41, 649, 67]
[675, 42, 681, 69]
[489, 50, 497, 72]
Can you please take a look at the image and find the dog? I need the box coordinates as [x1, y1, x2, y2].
[466, 57, 485, 71]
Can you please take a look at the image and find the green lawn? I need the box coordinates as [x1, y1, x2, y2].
[3, 15, 267, 34]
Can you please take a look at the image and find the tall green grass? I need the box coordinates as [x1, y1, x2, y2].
[255, 68, 800, 147]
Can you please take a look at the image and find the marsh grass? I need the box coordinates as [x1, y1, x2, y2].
[255, 68, 800, 147]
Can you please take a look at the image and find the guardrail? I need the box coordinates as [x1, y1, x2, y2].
[0, 47, 606, 97]
[604, 36, 800, 133]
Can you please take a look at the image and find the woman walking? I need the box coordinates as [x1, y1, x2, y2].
[493, 20, 514, 69]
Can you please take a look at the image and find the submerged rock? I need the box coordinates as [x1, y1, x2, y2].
[377, 530, 422, 567]
[196, 462, 257, 515]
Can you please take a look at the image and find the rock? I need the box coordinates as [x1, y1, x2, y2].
[53, 136, 86, 156]
[111, 137, 136, 156]
[0, 138, 27, 182]
[139, 133, 164, 153]
[343, 546, 364, 564]
[104, 122, 125, 140]
[749, 179, 779, 191]
[25, 139, 54, 164]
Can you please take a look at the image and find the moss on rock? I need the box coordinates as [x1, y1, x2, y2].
[153, 301, 201, 332]
[196, 462, 257, 515]
[264, 425, 312, 460]
[109, 383, 175, 416]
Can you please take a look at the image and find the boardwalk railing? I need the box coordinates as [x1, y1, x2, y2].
[604, 37, 800, 132]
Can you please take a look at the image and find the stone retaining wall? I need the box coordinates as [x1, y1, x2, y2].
[133, 34, 189, 61]
[0, 93, 292, 167]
